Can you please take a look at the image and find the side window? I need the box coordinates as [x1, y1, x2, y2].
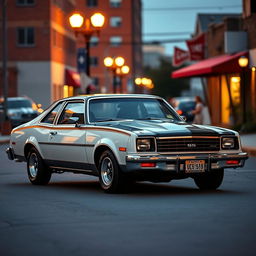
[58, 102, 85, 125]
[41, 102, 63, 124]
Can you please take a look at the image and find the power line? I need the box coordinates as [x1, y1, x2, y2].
[143, 5, 241, 11]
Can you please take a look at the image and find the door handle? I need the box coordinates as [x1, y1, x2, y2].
[49, 131, 57, 135]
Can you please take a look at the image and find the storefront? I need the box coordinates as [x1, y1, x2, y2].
[64, 69, 81, 98]
[172, 51, 251, 127]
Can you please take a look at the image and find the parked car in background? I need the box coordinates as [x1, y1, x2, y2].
[0, 97, 43, 128]
[6, 94, 248, 193]
[174, 97, 196, 123]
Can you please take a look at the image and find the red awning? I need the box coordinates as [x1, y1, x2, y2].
[65, 69, 81, 88]
[171, 51, 248, 78]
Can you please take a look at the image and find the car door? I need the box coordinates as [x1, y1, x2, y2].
[39, 101, 64, 159]
[45, 100, 88, 170]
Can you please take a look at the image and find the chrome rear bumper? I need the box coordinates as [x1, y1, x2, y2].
[6, 147, 15, 161]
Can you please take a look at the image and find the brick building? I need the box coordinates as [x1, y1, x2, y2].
[172, 0, 256, 128]
[0, 0, 78, 108]
[0, 0, 142, 108]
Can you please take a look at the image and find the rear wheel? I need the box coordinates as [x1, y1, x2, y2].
[27, 148, 52, 185]
[98, 150, 125, 193]
[193, 169, 224, 190]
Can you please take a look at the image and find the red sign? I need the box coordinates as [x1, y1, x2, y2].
[172, 47, 190, 67]
[186, 33, 205, 60]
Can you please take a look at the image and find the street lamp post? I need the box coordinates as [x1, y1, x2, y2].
[104, 57, 129, 93]
[238, 56, 249, 124]
[135, 77, 154, 91]
[116, 65, 130, 93]
[69, 12, 105, 77]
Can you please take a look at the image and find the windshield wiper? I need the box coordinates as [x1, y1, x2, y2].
[138, 117, 171, 120]
[94, 118, 120, 122]
[138, 117, 177, 123]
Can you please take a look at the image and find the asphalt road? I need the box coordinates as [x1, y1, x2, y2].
[0, 143, 256, 256]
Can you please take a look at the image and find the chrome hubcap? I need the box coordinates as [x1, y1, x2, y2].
[101, 157, 113, 186]
[29, 153, 38, 178]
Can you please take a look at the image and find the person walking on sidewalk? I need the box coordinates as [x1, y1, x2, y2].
[192, 96, 204, 124]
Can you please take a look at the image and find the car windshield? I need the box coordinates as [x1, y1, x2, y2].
[7, 99, 32, 109]
[89, 98, 180, 122]
[178, 101, 196, 112]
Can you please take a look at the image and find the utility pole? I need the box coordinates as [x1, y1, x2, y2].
[1, 0, 11, 135]
[2, 0, 8, 121]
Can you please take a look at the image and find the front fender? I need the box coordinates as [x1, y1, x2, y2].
[94, 138, 123, 163]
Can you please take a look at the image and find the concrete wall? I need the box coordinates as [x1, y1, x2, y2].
[17, 62, 51, 108]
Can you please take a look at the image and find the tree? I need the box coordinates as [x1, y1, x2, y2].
[144, 57, 189, 99]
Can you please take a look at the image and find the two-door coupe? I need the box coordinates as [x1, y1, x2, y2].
[6, 94, 248, 193]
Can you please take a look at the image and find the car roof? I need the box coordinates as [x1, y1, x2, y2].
[62, 94, 162, 101]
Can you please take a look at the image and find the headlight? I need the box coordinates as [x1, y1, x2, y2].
[137, 138, 155, 152]
[221, 137, 236, 149]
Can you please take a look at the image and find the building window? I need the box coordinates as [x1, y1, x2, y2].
[110, 36, 122, 47]
[17, 27, 35, 46]
[87, 0, 98, 7]
[110, 17, 122, 27]
[90, 36, 99, 47]
[110, 0, 122, 8]
[16, 0, 35, 6]
[251, 0, 256, 13]
[90, 56, 98, 66]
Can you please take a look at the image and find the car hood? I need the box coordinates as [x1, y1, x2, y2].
[97, 120, 236, 137]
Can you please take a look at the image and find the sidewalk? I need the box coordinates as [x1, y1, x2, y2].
[240, 133, 256, 157]
[1, 132, 255, 156]
[0, 134, 10, 145]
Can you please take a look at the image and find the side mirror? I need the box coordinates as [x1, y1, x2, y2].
[181, 115, 187, 122]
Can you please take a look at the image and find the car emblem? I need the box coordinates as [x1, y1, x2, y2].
[187, 143, 196, 148]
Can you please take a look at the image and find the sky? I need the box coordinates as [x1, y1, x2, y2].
[142, 0, 242, 56]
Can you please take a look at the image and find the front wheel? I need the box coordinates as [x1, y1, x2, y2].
[27, 148, 52, 185]
[98, 150, 125, 193]
[193, 169, 224, 190]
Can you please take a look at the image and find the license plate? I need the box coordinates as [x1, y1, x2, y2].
[185, 160, 205, 173]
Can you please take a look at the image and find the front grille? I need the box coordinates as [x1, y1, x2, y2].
[156, 137, 220, 152]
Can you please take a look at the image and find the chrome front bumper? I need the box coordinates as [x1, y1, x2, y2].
[125, 152, 248, 172]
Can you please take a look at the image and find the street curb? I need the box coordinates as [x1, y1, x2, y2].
[0, 140, 9, 145]
[242, 147, 256, 157]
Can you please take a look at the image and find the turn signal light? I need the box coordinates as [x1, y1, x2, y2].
[140, 163, 156, 168]
[226, 160, 239, 165]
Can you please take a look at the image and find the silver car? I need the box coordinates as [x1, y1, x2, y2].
[0, 97, 42, 127]
[6, 94, 248, 193]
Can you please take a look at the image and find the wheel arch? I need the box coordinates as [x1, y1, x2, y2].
[94, 144, 119, 168]
[94, 145, 114, 169]
[24, 137, 43, 160]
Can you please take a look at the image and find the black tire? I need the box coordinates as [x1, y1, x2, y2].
[98, 150, 125, 193]
[193, 169, 224, 190]
[27, 148, 52, 185]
